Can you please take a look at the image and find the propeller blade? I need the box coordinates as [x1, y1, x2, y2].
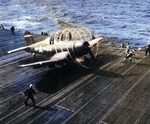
[88, 37, 103, 47]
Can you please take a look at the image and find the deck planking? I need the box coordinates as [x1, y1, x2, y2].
[0, 30, 150, 124]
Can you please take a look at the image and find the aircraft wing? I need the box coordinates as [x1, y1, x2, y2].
[19, 51, 70, 67]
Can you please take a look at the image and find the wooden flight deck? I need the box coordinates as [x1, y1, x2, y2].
[0, 30, 150, 124]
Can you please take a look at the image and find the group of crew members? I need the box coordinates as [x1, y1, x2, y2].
[0, 24, 15, 35]
[112, 41, 150, 63]
[112, 41, 135, 62]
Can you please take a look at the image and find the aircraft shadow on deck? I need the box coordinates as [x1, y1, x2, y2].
[35, 63, 88, 94]
[94, 54, 123, 78]
[33, 54, 123, 94]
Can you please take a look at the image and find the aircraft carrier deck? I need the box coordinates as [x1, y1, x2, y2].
[0, 30, 150, 124]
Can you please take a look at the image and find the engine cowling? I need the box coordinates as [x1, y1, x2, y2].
[74, 41, 90, 57]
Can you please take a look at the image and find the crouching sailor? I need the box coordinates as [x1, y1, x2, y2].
[124, 50, 135, 62]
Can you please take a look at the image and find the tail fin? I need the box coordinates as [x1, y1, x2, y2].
[24, 30, 35, 46]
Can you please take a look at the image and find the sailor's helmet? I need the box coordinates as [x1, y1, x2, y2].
[29, 84, 33, 88]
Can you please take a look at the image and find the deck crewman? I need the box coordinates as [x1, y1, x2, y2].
[24, 84, 36, 107]
[124, 50, 135, 62]
[125, 42, 130, 56]
[119, 42, 126, 48]
[145, 44, 150, 56]
[0, 24, 4, 30]
[11, 25, 15, 35]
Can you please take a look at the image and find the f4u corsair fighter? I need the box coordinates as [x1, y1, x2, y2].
[8, 30, 103, 68]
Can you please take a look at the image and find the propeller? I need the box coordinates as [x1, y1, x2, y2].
[54, 28, 103, 68]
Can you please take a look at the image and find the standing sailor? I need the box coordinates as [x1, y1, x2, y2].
[24, 84, 36, 107]
[125, 42, 130, 56]
[145, 44, 150, 56]
[11, 25, 15, 35]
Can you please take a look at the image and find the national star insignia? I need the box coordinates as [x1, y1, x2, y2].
[39, 45, 43, 53]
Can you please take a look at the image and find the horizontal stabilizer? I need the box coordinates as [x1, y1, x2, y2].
[8, 46, 29, 53]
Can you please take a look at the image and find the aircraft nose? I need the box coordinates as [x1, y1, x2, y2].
[74, 41, 90, 57]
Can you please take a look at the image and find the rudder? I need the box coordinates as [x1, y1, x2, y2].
[24, 30, 35, 46]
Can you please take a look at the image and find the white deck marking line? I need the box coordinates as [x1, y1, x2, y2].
[56, 104, 75, 113]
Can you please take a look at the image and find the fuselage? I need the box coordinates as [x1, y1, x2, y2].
[26, 40, 90, 59]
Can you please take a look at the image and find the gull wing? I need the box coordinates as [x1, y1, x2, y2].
[19, 52, 70, 67]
